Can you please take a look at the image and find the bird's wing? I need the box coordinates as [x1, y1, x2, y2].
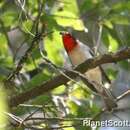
[76, 40, 93, 59]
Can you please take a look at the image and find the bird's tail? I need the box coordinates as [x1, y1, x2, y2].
[101, 88, 117, 111]
[80, 75, 117, 111]
[88, 80, 117, 111]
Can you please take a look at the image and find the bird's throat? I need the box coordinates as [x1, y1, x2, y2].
[63, 37, 77, 53]
[68, 45, 86, 66]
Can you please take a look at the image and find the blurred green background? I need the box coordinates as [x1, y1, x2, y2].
[0, 0, 130, 130]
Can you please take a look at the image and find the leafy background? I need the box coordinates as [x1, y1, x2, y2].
[0, 0, 130, 130]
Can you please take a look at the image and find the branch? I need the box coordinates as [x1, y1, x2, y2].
[9, 47, 130, 107]
[6, 31, 53, 81]
[116, 89, 130, 101]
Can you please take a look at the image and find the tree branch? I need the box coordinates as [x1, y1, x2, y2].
[9, 47, 130, 107]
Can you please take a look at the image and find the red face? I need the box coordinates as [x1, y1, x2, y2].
[60, 32, 77, 53]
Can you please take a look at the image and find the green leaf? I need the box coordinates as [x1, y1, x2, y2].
[109, 14, 130, 25]
[119, 60, 130, 70]
[0, 1, 4, 8]
[45, 30, 64, 65]
[70, 85, 90, 99]
[53, 0, 85, 30]
[24, 70, 52, 89]
[56, 17, 84, 30]
[103, 20, 113, 29]
[112, 1, 130, 13]
[52, 85, 66, 95]
[106, 68, 118, 80]
[102, 27, 119, 52]
[108, 33, 119, 52]
[0, 83, 8, 130]
[102, 28, 110, 47]
[80, 0, 95, 13]
[32, 94, 53, 105]
[0, 33, 8, 55]
[1, 10, 18, 27]
[22, 20, 33, 35]
[0, 33, 13, 67]
[41, 14, 60, 30]
[67, 100, 79, 116]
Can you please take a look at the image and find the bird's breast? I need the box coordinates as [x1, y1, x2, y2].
[68, 45, 102, 84]
[68, 44, 89, 66]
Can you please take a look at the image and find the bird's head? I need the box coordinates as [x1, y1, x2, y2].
[60, 31, 78, 53]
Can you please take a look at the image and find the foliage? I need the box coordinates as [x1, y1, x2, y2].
[0, 0, 130, 130]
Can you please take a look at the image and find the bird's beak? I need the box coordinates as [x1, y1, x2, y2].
[59, 31, 64, 35]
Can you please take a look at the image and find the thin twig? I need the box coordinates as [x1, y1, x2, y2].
[116, 89, 130, 101]
[94, 24, 103, 54]
[6, 31, 53, 81]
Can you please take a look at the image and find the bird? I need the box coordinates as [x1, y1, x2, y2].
[60, 31, 117, 111]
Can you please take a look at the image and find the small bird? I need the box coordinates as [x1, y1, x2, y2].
[60, 31, 117, 111]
